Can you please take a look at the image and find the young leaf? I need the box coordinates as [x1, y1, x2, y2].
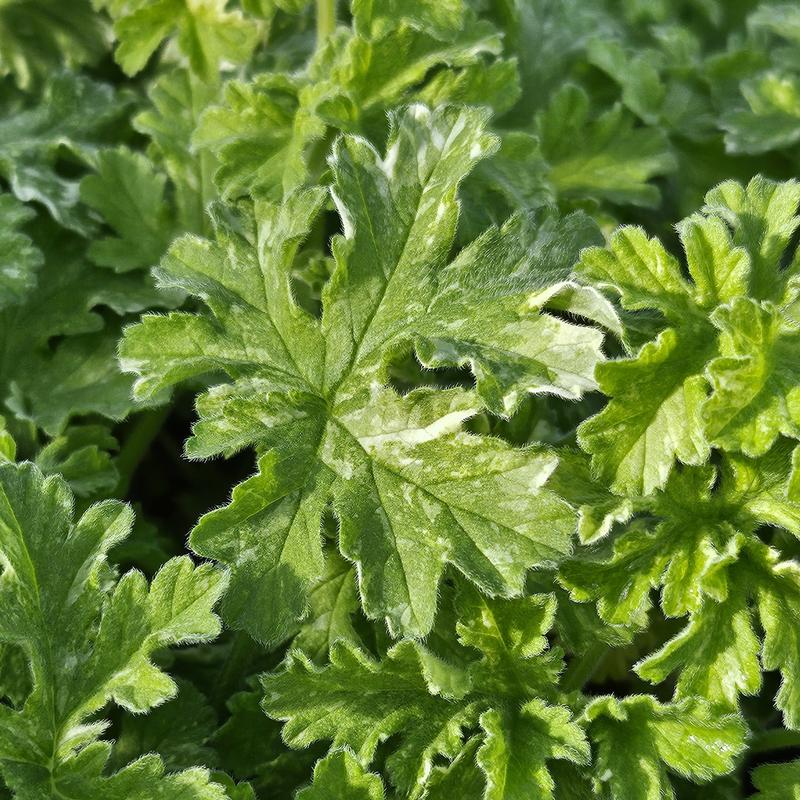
[98, 0, 259, 80]
[0, 462, 228, 797]
[296, 749, 384, 800]
[578, 176, 800, 494]
[583, 696, 746, 800]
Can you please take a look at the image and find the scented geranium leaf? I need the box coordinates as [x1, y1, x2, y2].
[80, 147, 174, 273]
[0, 0, 108, 90]
[455, 584, 562, 698]
[0, 226, 170, 433]
[296, 749, 384, 800]
[352, 0, 462, 39]
[98, 0, 259, 80]
[192, 72, 323, 204]
[123, 105, 581, 642]
[721, 72, 800, 155]
[134, 69, 219, 236]
[194, 6, 504, 201]
[535, 84, 677, 209]
[577, 330, 712, 496]
[0, 194, 41, 310]
[755, 548, 800, 729]
[548, 449, 633, 545]
[0, 462, 228, 797]
[636, 526, 800, 728]
[477, 701, 590, 800]
[34, 424, 119, 497]
[293, 550, 359, 663]
[0, 72, 129, 233]
[17, 329, 145, 435]
[578, 176, 800, 492]
[752, 760, 800, 799]
[262, 639, 474, 797]
[424, 738, 485, 798]
[636, 587, 762, 708]
[702, 175, 800, 303]
[417, 210, 606, 415]
[583, 696, 746, 800]
[110, 680, 217, 773]
[704, 297, 800, 455]
[560, 467, 743, 625]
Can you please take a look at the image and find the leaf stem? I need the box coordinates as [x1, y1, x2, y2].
[114, 405, 171, 498]
[316, 0, 336, 47]
[749, 728, 800, 755]
[561, 642, 607, 692]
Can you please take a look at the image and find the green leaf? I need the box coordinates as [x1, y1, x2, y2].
[122, 105, 584, 642]
[80, 147, 175, 273]
[583, 696, 746, 800]
[0, 72, 129, 234]
[296, 749, 384, 800]
[635, 586, 761, 708]
[262, 640, 473, 797]
[721, 72, 800, 155]
[752, 759, 800, 799]
[0, 0, 108, 90]
[34, 424, 119, 497]
[477, 701, 589, 800]
[455, 584, 562, 699]
[194, 6, 505, 201]
[99, 0, 259, 80]
[293, 550, 359, 664]
[134, 68, 219, 236]
[0, 194, 41, 310]
[704, 298, 800, 456]
[0, 462, 228, 797]
[109, 680, 218, 773]
[577, 176, 800, 493]
[535, 84, 677, 209]
[560, 466, 743, 626]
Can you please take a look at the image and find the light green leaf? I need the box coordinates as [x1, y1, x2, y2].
[99, 0, 259, 80]
[123, 106, 581, 642]
[455, 584, 562, 699]
[704, 297, 800, 456]
[583, 696, 746, 800]
[0, 462, 227, 797]
[477, 701, 589, 800]
[262, 640, 473, 797]
[752, 759, 800, 799]
[194, 7, 504, 201]
[293, 550, 359, 664]
[635, 588, 761, 708]
[577, 175, 800, 492]
[134, 68, 219, 236]
[296, 749, 384, 800]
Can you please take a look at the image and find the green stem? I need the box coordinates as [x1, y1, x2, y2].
[211, 631, 259, 708]
[114, 405, 171, 498]
[316, 0, 336, 47]
[749, 728, 800, 755]
[561, 642, 607, 692]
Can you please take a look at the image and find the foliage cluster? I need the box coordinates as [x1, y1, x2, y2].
[3, 0, 800, 797]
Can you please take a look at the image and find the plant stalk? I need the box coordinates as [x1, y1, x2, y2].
[316, 0, 336, 47]
[114, 405, 171, 498]
[561, 642, 607, 692]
